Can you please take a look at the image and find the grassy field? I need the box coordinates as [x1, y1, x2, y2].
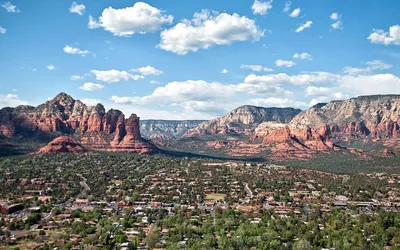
[205, 193, 225, 201]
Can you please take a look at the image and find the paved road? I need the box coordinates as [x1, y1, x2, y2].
[244, 183, 253, 199]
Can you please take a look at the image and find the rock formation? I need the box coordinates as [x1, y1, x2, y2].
[0, 93, 157, 154]
[38, 136, 87, 153]
[140, 120, 206, 140]
[290, 95, 400, 140]
[186, 105, 301, 137]
[111, 114, 156, 154]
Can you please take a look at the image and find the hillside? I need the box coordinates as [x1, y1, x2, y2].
[140, 120, 206, 140]
[185, 105, 302, 137]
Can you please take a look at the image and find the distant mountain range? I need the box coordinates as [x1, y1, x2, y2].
[0, 93, 399, 159]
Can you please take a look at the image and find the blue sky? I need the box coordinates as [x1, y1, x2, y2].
[0, 0, 400, 119]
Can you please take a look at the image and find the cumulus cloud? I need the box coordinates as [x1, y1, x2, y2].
[0, 26, 6, 34]
[63, 45, 90, 56]
[91, 69, 144, 83]
[330, 13, 343, 30]
[275, 59, 296, 67]
[251, 0, 273, 15]
[241, 64, 274, 72]
[330, 13, 339, 21]
[132, 65, 163, 76]
[47, 65, 55, 70]
[88, 2, 173, 36]
[242, 72, 339, 88]
[309, 92, 349, 107]
[0, 94, 27, 108]
[81, 98, 101, 106]
[343, 60, 392, 75]
[69, 2, 85, 16]
[79, 82, 104, 91]
[293, 52, 312, 60]
[2, 1, 19, 13]
[289, 8, 300, 18]
[110, 80, 235, 106]
[249, 97, 307, 108]
[339, 74, 400, 96]
[305, 86, 332, 96]
[221, 69, 229, 73]
[296, 21, 312, 32]
[158, 10, 263, 55]
[368, 25, 400, 45]
[283, 1, 291, 12]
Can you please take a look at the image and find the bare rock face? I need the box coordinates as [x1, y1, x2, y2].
[186, 106, 301, 137]
[140, 120, 205, 140]
[0, 93, 157, 154]
[38, 136, 87, 153]
[290, 95, 400, 140]
[111, 114, 156, 154]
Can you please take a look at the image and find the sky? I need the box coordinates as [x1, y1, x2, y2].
[0, 0, 400, 120]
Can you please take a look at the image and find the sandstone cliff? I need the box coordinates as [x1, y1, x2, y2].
[0, 93, 156, 154]
[38, 136, 87, 153]
[290, 95, 400, 140]
[185, 105, 301, 137]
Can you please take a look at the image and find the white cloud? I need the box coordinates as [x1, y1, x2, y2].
[305, 86, 332, 96]
[309, 92, 348, 106]
[343, 60, 392, 75]
[331, 21, 343, 30]
[283, 1, 291, 12]
[293, 52, 312, 60]
[132, 65, 163, 76]
[296, 21, 312, 32]
[88, 2, 173, 36]
[330, 13, 339, 21]
[275, 59, 296, 67]
[91, 69, 144, 83]
[368, 25, 400, 45]
[150, 80, 163, 84]
[47, 65, 55, 70]
[330, 13, 343, 30]
[241, 64, 274, 72]
[289, 8, 300, 18]
[339, 74, 400, 96]
[251, 0, 273, 15]
[249, 97, 307, 108]
[79, 82, 104, 91]
[1, 1, 19, 13]
[221, 69, 229, 74]
[0, 26, 6, 34]
[110, 80, 235, 106]
[242, 72, 339, 88]
[69, 2, 85, 16]
[63, 45, 90, 56]
[81, 98, 101, 106]
[0, 94, 27, 108]
[88, 16, 101, 29]
[70, 75, 84, 81]
[158, 10, 263, 55]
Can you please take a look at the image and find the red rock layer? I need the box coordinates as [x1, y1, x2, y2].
[110, 114, 156, 154]
[38, 136, 87, 153]
[0, 93, 157, 154]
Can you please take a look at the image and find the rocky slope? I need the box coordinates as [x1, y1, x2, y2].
[140, 120, 205, 140]
[0, 93, 156, 154]
[185, 105, 302, 137]
[289, 95, 400, 141]
[249, 95, 400, 159]
[38, 136, 87, 153]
